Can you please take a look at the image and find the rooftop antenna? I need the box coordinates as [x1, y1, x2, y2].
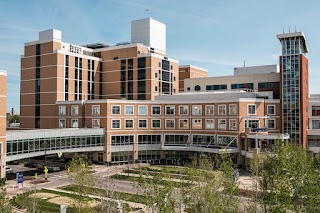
[288, 25, 290, 33]
[145, 9, 150, 18]
[295, 25, 297, 32]
[244, 60, 246, 67]
[283, 26, 284, 34]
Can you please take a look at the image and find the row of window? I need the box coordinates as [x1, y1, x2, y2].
[59, 105, 101, 116]
[59, 104, 276, 117]
[107, 119, 274, 130]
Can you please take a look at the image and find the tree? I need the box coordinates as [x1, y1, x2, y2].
[254, 141, 320, 212]
[67, 153, 95, 213]
[136, 167, 177, 213]
[9, 114, 20, 123]
[0, 185, 12, 213]
[182, 154, 240, 213]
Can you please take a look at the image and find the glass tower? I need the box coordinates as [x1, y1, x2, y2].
[277, 32, 309, 145]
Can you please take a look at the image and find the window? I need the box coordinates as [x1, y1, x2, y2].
[155, 86, 158, 91]
[152, 106, 161, 115]
[71, 105, 79, 115]
[71, 119, 78, 128]
[312, 120, 320, 129]
[92, 119, 100, 128]
[312, 106, 320, 116]
[267, 119, 275, 129]
[112, 120, 120, 129]
[138, 120, 147, 128]
[111, 135, 134, 146]
[59, 106, 66, 115]
[245, 120, 259, 128]
[179, 105, 188, 115]
[218, 119, 226, 129]
[174, 76, 176, 81]
[152, 119, 161, 128]
[192, 105, 202, 115]
[125, 105, 134, 115]
[165, 106, 175, 115]
[195, 85, 201, 91]
[187, 87, 190, 91]
[217, 136, 237, 147]
[138, 106, 148, 115]
[267, 105, 275, 115]
[206, 119, 215, 129]
[155, 73, 158, 78]
[125, 120, 134, 128]
[218, 105, 226, 115]
[92, 105, 100, 115]
[248, 104, 256, 115]
[205, 105, 214, 115]
[229, 104, 237, 115]
[166, 119, 175, 128]
[192, 119, 202, 129]
[112, 106, 120, 115]
[179, 119, 188, 129]
[59, 119, 66, 128]
[229, 119, 237, 130]
[138, 135, 161, 144]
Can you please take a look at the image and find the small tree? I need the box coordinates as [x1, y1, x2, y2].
[137, 166, 177, 213]
[182, 154, 240, 213]
[67, 153, 95, 212]
[0, 185, 12, 213]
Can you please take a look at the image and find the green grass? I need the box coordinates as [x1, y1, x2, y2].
[111, 174, 191, 187]
[10, 188, 133, 213]
[60, 184, 148, 205]
[123, 168, 196, 180]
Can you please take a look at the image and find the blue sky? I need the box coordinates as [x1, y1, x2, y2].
[1, 0, 320, 113]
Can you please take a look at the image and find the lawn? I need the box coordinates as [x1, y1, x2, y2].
[60, 184, 148, 205]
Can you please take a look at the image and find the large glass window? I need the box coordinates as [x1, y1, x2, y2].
[179, 105, 188, 115]
[218, 119, 226, 129]
[217, 135, 237, 147]
[138, 120, 147, 128]
[179, 119, 188, 129]
[192, 135, 215, 147]
[92, 119, 100, 128]
[125, 106, 134, 115]
[138, 135, 161, 144]
[112, 120, 120, 129]
[138, 106, 148, 115]
[218, 105, 226, 115]
[92, 105, 100, 115]
[112, 106, 120, 115]
[248, 104, 256, 115]
[165, 135, 189, 146]
[205, 105, 214, 115]
[165, 106, 175, 115]
[152, 119, 161, 128]
[59, 106, 66, 115]
[71, 119, 78, 128]
[165, 119, 175, 128]
[125, 120, 134, 128]
[152, 106, 161, 115]
[206, 119, 215, 129]
[267, 105, 275, 115]
[111, 135, 134, 146]
[192, 105, 202, 115]
[192, 119, 202, 129]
